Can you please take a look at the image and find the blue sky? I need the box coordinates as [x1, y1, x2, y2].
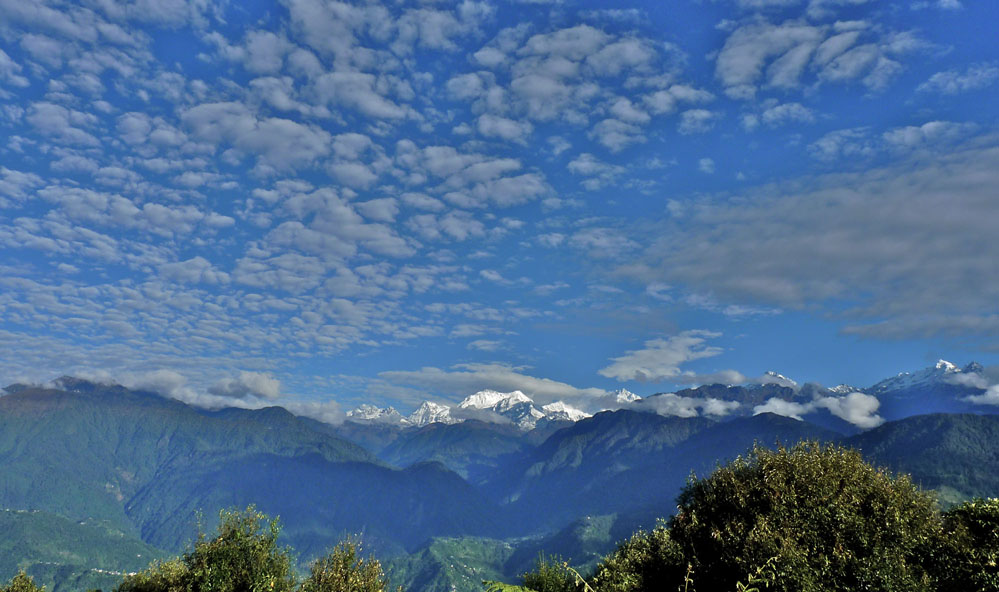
[1, 0, 998, 418]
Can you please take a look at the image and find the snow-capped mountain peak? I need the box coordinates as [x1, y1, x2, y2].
[611, 388, 640, 404]
[541, 401, 592, 422]
[454, 390, 589, 430]
[761, 371, 798, 387]
[829, 384, 860, 394]
[870, 359, 966, 394]
[346, 404, 411, 426]
[458, 389, 532, 411]
[935, 359, 960, 373]
[408, 401, 457, 427]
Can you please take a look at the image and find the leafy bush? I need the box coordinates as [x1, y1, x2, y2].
[665, 442, 941, 592]
[1, 572, 44, 592]
[588, 522, 684, 592]
[116, 506, 294, 592]
[117, 507, 395, 592]
[519, 555, 581, 592]
[300, 540, 391, 592]
[933, 497, 999, 590]
[517, 442, 950, 592]
[112, 558, 187, 592]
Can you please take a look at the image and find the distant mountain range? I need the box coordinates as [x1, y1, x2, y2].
[345, 388, 600, 431]
[340, 359, 992, 436]
[1, 360, 998, 592]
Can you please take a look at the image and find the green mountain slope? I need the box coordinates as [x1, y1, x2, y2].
[0, 380, 503, 557]
[379, 420, 530, 483]
[0, 508, 168, 592]
[489, 410, 838, 531]
[844, 413, 999, 505]
[385, 537, 515, 592]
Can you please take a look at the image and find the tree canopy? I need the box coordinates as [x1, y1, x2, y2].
[1, 572, 44, 592]
[115, 507, 391, 592]
[516, 441, 998, 592]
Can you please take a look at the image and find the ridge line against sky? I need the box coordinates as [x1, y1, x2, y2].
[1, 0, 998, 418]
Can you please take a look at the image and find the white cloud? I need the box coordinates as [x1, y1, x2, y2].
[965, 385, 999, 406]
[0, 167, 43, 205]
[882, 121, 977, 150]
[807, 127, 875, 160]
[355, 198, 399, 223]
[698, 158, 715, 174]
[810, 121, 977, 160]
[392, 3, 494, 54]
[467, 339, 502, 351]
[755, 391, 884, 428]
[182, 102, 331, 171]
[34, 185, 208, 237]
[121, 369, 190, 398]
[0, 49, 29, 88]
[568, 227, 638, 258]
[918, 63, 999, 95]
[476, 113, 533, 143]
[598, 330, 725, 382]
[567, 152, 625, 189]
[678, 109, 719, 134]
[911, 0, 963, 10]
[159, 256, 230, 285]
[209, 371, 282, 400]
[715, 19, 919, 98]
[634, 392, 741, 418]
[395, 142, 550, 208]
[313, 71, 409, 120]
[631, 138, 999, 341]
[716, 20, 824, 99]
[760, 101, 814, 127]
[589, 118, 645, 151]
[27, 102, 99, 146]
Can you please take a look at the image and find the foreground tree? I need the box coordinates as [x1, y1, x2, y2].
[519, 441, 965, 592]
[664, 442, 941, 591]
[588, 522, 683, 592]
[300, 539, 392, 592]
[1, 572, 44, 592]
[117, 506, 294, 592]
[117, 506, 392, 592]
[933, 497, 999, 590]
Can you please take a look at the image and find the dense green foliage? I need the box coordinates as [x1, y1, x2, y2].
[116, 507, 392, 592]
[300, 540, 390, 592]
[588, 522, 681, 592]
[117, 507, 295, 592]
[933, 497, 999, 590]
[666, 442, 940, 592]
[519, 557, 583, 592]
[484, 555, 583, 592]
[1, 572, 44, 592]
[515, 442, 999, 592]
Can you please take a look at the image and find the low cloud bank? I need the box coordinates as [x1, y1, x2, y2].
[632, 393, 740, 418]
[755, 391, 884, 429]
